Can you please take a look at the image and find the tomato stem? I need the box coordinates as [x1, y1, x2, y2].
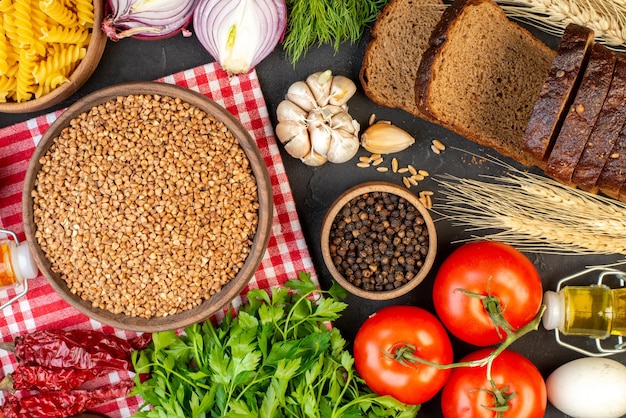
[470, 385, 517, 417]
[383, 306, 546, 415]
[488, 382, 518, 417]
[455, 283, 515, 339]
[384, 305, 546, 371]
[475, 304, 546, 366]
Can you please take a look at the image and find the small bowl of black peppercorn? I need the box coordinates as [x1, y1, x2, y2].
[321, 181, 437, 300]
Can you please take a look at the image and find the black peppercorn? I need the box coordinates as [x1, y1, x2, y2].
[328, 191, 430, 292]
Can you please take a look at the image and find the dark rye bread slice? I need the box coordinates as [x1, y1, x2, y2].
[600, 121, 626, 200]
[595, 56, 626, 199]
[617, 137, 626, 200]
[522, 24, 594, 162]
[546, 43, 617, 185]
[571, 55, 626, 193]
[415, 0, 555, 167]
[360, 0, 445, 120]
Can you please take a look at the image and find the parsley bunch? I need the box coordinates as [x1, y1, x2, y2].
[283, 0, 390, 64]
[130, 272, 418, 417]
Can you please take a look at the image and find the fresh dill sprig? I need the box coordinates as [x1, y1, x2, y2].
[282, 0, 390, 65]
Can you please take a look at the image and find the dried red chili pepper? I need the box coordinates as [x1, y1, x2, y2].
[0, 330, 151, 370]
[0, 380, 133, 418]
[0, 364, 113, 392]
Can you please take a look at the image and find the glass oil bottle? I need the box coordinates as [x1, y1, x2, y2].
[0, 228, 38, 310]
[542, 266, 626, 356]
[543, 285, 626, 338]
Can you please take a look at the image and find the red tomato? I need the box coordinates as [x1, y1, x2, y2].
[353, 305, 453, 405]
[441, 348, 547, 418]
[432, 241, 542, 346]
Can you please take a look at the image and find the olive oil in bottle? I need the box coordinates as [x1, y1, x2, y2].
[543, 285, 626, 338]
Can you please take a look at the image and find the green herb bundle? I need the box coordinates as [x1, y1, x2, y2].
[130, 272, 418, 417]
[283, 0, 390, 64]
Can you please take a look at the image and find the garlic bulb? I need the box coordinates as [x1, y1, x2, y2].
[276, 70, 360, 166]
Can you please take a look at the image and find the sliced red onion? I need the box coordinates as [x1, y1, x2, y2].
[193, 0, 287, 75]
[103, 0, 198, 41]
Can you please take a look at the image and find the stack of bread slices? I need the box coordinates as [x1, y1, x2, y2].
[360, 0, 626, 202]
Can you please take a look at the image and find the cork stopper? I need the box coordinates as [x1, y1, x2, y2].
[542, 290, 565, 331]
[11, 242, 38, 282]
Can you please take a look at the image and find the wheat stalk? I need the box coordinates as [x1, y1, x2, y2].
[497, 0, 626, 52]
[434, 153, 626, 255]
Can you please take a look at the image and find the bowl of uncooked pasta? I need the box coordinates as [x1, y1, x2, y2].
[0, 0, 106, 114]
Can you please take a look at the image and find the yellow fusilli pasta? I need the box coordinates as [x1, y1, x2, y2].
[4, 60, 19, 78]
[75, 0, 94, 27]
[31, 6, 56, 35]
[0, 0, 95, 103]
[3, 13, 21, 50]
[33, 44, 85, 84]
[40, 25, 90, 45]
[15, 48, 37, 102]
[0, 75, 17, 102]
[14, 0, 47, 56]
[34, 71, 68, 98]
[13, 0, 33, 49]
[39, 0, 78, 27]
[0, 20, 9, 75]
[0, 0, 12, 12]
[45, 43, 63, 56]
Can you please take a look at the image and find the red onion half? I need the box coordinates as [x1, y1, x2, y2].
[193, 0, 287, 75]
[102, 0, 198, 41]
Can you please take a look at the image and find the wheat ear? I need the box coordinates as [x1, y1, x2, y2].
[434, 152, 626, 255]
[497, 0, 626, 52]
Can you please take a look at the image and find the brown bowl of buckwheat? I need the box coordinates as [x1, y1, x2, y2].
[321, 181, 437, 300]
[22, 82, 273, 332]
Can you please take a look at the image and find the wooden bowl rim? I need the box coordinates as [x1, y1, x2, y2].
[0, 0, 107, 114]
[22, 81, 274, 332]
[320, 181, 437, 300]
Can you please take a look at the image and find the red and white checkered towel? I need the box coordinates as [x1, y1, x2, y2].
[0, 62, 316, 417]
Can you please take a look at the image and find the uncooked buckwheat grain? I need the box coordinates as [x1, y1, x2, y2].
[32, 94, 259, 319]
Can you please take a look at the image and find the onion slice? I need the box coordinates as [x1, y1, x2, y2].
[193, 0, 287, 75]
[102, 0, 198, 41]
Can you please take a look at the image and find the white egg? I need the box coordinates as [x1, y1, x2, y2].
[547, 357, 626, 418]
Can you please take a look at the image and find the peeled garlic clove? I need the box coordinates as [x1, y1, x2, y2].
[276, 99, 307, 123]
[284, 130, 312, 159]
[329, 75, 357, 106]
[330, 112, 360, 135]
[326, 129, 360, 164]
[309, 120, 331, 158]
[306, 70, 333, 107]
[360, 122, 415, 154]
[286, 81, 318, 112]
[275, 120, 306, 144]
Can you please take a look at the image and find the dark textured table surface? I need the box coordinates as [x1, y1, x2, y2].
[2, 21, 624, 418]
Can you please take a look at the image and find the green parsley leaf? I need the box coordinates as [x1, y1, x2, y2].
[130, 272, 418, 417]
